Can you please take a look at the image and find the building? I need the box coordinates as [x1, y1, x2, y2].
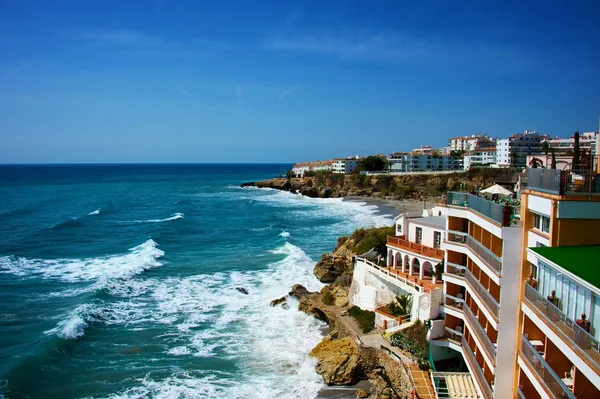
[515, 168, 600, 398]
[291, 160, 333, 177]
[545, 131, 598, 156]
[388, 151, 463, 172]
[430, 190, 523, 399]
[496, 131, 550, 168]
[449, 135, 496, 152]
[350, 207, 447, 334]
[463, 147, 497, 169]
[332, 157, 361, 174]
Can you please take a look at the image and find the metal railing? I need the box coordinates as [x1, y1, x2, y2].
[447, 192, 516, 226]
[356, 257, 425, 293]
[463, 304, 497, 366]
[445, 262, 466, 277]
[520, 335, 576, 399]
[524, 284, 600, 368]
[445, 230, 502, 275]
[465, 268, 500, 320]
[461, 337, 493, 399]
[431, 372, 477, 399]
[527, 167, 600, 196]
[444, 326, 463, 341]
[445, 294, 465, 311]
[517, 387, 525, 399]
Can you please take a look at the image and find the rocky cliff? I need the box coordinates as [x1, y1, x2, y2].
[241, 168, 518, 200]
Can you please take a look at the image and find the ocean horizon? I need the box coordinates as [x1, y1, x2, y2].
[0, 164, 393, 399]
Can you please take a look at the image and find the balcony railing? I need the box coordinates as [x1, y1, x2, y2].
[524, 284, 600, 368]
[355, 257, 425, 293]
[520, 335, 576, 399]
[461, 337, 493, 399]
[445, 262, 466, 278]
[446, 230, 503, 275]
[517, 387, 525, 399]
[447, 192, 517, 226]
[387, 236, 444, 260]
[465, 268, 500, 320]
[527, 167, 600, 196]
[444, 326, 463, 341]
[445, 294, 465, 311]
[464, 303, 497, 365]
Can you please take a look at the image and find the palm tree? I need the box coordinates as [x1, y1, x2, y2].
[395, 294, 413, 317]
[572, 131, 581, 173]
[541, 141, 550, 166]
[551, 149, 557, 169]
[510, 150, 519, 167]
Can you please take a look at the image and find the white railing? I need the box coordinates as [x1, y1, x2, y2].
[461, 338, 493, 399]
[445, 262, 466, 278]
[465, 268, 500, 320]
[445, 230, 502, 276]
[356, 257, 424, 293]
[463, 304, 497, 365]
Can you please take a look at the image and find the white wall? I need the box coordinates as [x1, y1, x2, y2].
[349, 260, 414, 311]
[493, 226, 524, 399]
[528, 195, 552, 217]
[527, 230, 549, 248]
[408, 222, 444, 247]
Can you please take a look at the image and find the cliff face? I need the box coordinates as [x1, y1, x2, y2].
[242, 169, 516, 200]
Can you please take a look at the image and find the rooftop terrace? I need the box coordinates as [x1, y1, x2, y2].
[530, 246, 600, 289]
[446, 192, 520, 226]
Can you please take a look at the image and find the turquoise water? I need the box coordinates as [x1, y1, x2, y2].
[0, 164, 392, 399]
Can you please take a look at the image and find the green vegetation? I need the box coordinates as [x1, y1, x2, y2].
[383, 294, 413, 317]
[434, 260, 444, 281]
[348, 226, 395, 255]
[322, 290, 334, 306]
[389, 321, 429, 368]
[358, 155, 388, 172]
[348, 306, 375, 333]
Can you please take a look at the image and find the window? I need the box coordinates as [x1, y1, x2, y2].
[434, 231, 441, 249]
[532, 213, 550, 233]
[416, 227, 422, 244]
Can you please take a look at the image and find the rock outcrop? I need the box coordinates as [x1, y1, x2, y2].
[313, 254, 352, 283]
[310, 337, 362, 385]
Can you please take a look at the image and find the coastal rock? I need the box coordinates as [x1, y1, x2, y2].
[310, 337, 362, 385]
[270, 296, 287, 307]
[313, 254, 352, 283]
[236, 287, 249, 295]
[289, 284, 312, 298]
[319, 186, 333, 198]
[356, 389, 370, 398]
[299, 186, 318, 198]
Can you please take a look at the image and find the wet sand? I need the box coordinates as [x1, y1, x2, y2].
[343, 196, 431, 219]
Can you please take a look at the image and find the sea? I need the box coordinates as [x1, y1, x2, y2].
[0, 164, 393, 399]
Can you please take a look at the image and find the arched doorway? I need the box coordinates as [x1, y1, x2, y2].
[395, 253, 402, 268]
[403, 255, 410, 273]
[422, 261, 433, 280]
[411, 258, 420, 276]
[387, 249, 393, 267]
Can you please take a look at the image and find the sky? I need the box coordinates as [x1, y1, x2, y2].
[1, 0, 600, 163]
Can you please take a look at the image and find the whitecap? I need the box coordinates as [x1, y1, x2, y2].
[279, 231, 291, 238]
[88, 209, 101, 215]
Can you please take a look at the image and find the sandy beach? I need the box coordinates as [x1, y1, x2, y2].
[343, 196, 436, 220]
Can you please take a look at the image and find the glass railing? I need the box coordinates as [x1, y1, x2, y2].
[444, 326, 463, 341]
[446, 230, 502, 275]
[527, 168, 562, 194]
[517, 387, 525, 399]
[524, 284, 600, 368]
[527, 168, 600, 196]
[520, 335, 576, 399]
[447, 192, 514, 225]
[461, 338, 493, 399]
[445, 294, 465, 310]
[465, 268, 500, 320]
[445, 262, 466, 277]
[464, 304, 497, 365]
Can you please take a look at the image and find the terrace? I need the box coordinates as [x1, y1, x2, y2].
[446, 192, 520, 227]
[527, 168, 600, 197]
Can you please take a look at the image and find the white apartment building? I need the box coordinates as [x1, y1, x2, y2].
[463, 147, 497, 169]
[496, 130, 550, 168]
[291, 160, 333, 177]
[545, 131, 598, 156]
[332, 157, 361, 174]
[388, 152, 463, 172]
[449, 135, 496, 152]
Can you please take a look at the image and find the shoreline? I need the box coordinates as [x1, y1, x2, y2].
[342, 196, 429, 219]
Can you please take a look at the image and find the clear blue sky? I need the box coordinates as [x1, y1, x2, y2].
[1, 0, 599, 163]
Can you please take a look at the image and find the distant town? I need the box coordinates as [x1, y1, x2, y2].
[291, 130, 599, 177]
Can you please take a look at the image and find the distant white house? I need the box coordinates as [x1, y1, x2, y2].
[332, 157, 361, 174]
[292, 160, 333, 177]
[463, 147, 497, 169]
[496, 130, 550, 168]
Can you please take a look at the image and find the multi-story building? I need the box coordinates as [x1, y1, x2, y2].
[463, 147, 497, 169]
[388, 152, 463, 172]
[449, 135, 496, 152]
[545, 131, 598, 156]
[515, 168, 600, 398]
[332, 157, 361, 174]
[431, 191, 523, 399]
[291, 160, 333, 177]
[496, 131, 550, 168]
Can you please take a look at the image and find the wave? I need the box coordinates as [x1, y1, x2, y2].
[88, 209, 101, 215]
[0, 239, 164, 282]
[279, 231, 291, 238]
[120, 212, 185, 224]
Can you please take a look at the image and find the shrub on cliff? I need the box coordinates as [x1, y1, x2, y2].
[322, 290, 334, 306]
[348, 306, 375, 333]
[350, 226, 395, 255]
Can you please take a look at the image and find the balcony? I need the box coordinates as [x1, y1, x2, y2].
[520, 335, 576, 399]
[465, 268, 500, 320]
[387, 236, 444, 260]
[461, 338, 493, 399]
[445, 230, 502, 275]
[527, 168, 600, 196]
[445, 262, 466, 278]
[463, 303, 497, 366]
[447, 192, 519, 226]
[524, 284, 600, 369]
